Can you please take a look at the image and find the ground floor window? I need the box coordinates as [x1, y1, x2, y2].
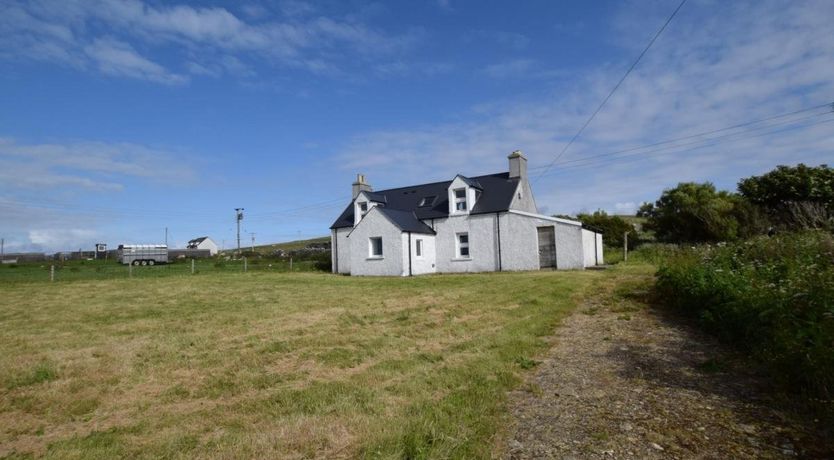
[369, 237, 383, 257]
[415, 239, 423, 257]
[457, 233, 469, 257]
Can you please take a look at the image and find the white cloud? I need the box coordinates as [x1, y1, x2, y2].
[0, 137, 198, 191]
[0, 0, 424, 82]
[84, 37, 187, 84]
[335, 0, 834, 213]
[29, 228, 98, 250]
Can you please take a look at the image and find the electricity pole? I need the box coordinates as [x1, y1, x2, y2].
[1, 238, 4, 262]
[164, 227, 168, 247]
[249, 232, 256, 252]
[235, 208, 244, 257]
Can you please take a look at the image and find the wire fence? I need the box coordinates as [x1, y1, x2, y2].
[0, 256, 328, 284]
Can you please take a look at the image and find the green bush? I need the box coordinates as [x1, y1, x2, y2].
[656, 231, 834, 403]
[575, 210, 638, 248]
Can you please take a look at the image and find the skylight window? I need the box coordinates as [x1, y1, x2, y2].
[418, 196, 436, 207]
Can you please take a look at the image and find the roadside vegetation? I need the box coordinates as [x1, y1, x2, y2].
[656, 231, 834, 408]
[0, 269, 598, 458]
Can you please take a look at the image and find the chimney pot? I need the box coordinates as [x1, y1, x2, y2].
[352, 173, 373, 199]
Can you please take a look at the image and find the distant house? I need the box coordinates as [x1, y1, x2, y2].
[186, 237, 218, 255]
[330, 151, 603, 276]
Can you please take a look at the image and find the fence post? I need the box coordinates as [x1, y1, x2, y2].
[129, 262, 133, 278]
[244, 257, 247, 273]
[623, 232, 628, 263]
[290, 257, 293, 271]
[50, 264, 54, 282]
[191, 259, 195, 275]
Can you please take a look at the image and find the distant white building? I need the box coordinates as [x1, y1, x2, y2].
[186, 236, 219, 255]
[330, 151, 603, 276]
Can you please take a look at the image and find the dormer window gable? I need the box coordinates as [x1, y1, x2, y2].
[447, 175, 481, 215]
[353, 191, 386, 226]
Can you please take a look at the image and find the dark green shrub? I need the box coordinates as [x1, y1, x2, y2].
[575, 210, 638, 248]
[656, 231, 834, 403]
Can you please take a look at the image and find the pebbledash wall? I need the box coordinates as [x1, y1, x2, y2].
[346, 209, 405, 276]
[331, 208, 593, 276]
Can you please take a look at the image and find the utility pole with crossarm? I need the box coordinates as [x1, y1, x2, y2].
[235, 208, 244, 258]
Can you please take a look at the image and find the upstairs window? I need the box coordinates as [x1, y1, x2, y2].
[418, 196, 436, 207]
[454, 188, 467, 211]
[457, 233, 470, 257]
[369, 237, 383, 258]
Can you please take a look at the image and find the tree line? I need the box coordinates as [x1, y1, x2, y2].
[568, 164, 833, 246]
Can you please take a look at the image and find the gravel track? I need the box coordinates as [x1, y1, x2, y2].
[503, 270, 831, 459]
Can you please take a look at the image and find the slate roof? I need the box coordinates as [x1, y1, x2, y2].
[456, 175, 483, 190]
[375, 208, 436, 234]
[330, 172, 520, 229]
[187, 236, 208, 246]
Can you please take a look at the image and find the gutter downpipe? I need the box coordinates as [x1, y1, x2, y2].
[408, 232, 413, 276]
[495, 212, 503, 272]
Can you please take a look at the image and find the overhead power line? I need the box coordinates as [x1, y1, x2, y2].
[537, 114, 834, 177]
[527, 101, 834, 172]
[533, 0, 689, 183]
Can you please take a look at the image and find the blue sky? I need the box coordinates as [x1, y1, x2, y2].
[1, 0, 833, 253]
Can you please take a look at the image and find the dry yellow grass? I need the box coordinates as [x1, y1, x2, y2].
[0, 270, 599, 459]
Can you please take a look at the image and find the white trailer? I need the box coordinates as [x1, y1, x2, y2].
[118, 244, 168, 266]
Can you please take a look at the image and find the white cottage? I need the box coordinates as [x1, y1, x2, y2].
[186, 236, 219, 255]
[330, 151, 602, 276]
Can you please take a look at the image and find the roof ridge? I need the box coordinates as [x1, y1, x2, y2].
[373, 171, 507, 194]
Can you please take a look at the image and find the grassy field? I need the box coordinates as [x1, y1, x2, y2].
[0, 267, 607, 459]
[221, 236, 331, 256]
[0, 258, 321, 284]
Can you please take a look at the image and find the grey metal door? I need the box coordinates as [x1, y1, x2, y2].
[537, 226, 557, 268]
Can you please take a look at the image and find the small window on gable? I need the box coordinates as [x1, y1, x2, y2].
[454, 188, 467, 211]
[418, 196, 436, 207]
[457, 233, 469, 257]
[415, 239, 423, 257]
[359, 201, 368, 214]
[369, 237, 383, 257]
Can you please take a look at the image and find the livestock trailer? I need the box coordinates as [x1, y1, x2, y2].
[118, 244, 168, 265]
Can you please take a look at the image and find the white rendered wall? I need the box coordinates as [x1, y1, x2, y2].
[581, 229, 598, 267]
[332, 228, 352, 274]
[198, 238, 219, 255]
[348, 209, 405, 276]
[508, 179, 538, 213]
[433, 214, 499, 273]
[596, 233, 604, 264]
[502, 212, 585, 270]
[406, 233, 437, 275]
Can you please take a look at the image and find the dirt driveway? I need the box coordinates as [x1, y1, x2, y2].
[503, 267, 832, 459]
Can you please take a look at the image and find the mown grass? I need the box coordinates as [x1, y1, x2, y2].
[0, 269, 601, 458]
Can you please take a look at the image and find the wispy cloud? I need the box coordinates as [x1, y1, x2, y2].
[0, 137, 197, 191]
[0, 0, 424, 83]
[335, 0, 834, 213]
[84, 37, 187, 85]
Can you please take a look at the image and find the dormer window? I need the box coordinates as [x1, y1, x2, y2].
[359, 201, 368, 215]
[419, 196, 436, 207]
[454, 188, 467, 211]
